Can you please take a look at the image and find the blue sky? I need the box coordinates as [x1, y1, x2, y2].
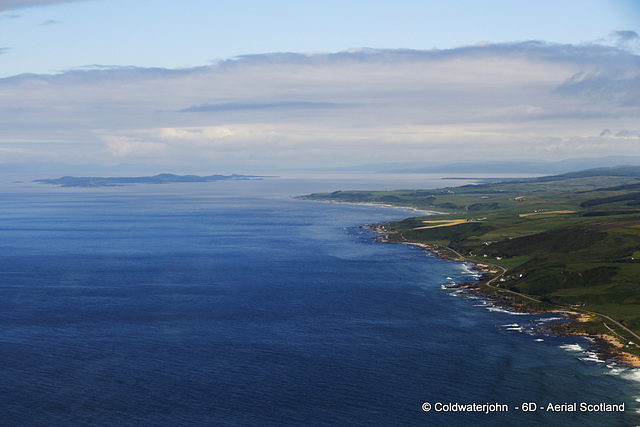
[0, 0, 639, 171]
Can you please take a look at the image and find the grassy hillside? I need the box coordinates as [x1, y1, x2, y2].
[304, 166, 640, 358]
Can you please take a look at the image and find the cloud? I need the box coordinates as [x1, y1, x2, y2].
[0, 48, 10, 55]
[615, 129, 640, 138]
[0, 0, 90, 11]
[554, 59, 640, 107]
[613, 30, 639, 43]
[70, 64, 142, 71]
[39, 19, 60, 25]
[600, 129, 640, 139]
[1, 42, 639, 169]
[179, 101, 353, 113]
[102, 136, 168, 157]
[599, 30, 640, 54]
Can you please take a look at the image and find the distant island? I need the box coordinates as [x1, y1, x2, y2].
[34, 173, 266, 187]
[303, 165, 640, 366]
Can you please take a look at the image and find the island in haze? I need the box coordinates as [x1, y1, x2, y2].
[303, 165, 640, 366]
[34, 173, 267, 187]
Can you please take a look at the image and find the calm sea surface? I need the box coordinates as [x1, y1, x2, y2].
[1, 175, 639, 426]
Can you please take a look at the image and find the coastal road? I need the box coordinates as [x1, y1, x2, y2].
[444, 246, 640, 344]
[578, 309, 640, 344]
[444, 246, 540, 303]
[395, 234, 640, 345]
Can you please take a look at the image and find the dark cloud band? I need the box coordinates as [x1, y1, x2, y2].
[1, 0, 89, 12]
[179, 101, 351, 113]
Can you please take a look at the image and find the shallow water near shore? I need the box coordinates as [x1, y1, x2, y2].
[1, 176, 639, 426]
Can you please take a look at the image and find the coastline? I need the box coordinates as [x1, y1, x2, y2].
[297, 197, 447, 215]
[370, 226, 640, 368]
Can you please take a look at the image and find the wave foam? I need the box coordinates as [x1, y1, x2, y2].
[536, 317, 564, 323]
[560, 343, 585, 352]
[620, 369, 640, 384]
[580, 351, 605, 363]
[606, 367, 627, 376]
[486, 306, 512, 314]
[485, 306, 530, 315]
[459, 264, 482, 278]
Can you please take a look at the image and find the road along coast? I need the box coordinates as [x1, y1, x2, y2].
[371, 226, 640, 368]
[306, 167, 640, 367]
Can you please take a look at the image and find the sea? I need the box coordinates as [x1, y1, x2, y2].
[1, 173, 639, 426]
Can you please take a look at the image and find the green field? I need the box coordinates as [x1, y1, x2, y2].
[304, 166, 640, 359]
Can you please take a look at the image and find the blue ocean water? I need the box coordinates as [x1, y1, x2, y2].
[1, 177, 639, 426]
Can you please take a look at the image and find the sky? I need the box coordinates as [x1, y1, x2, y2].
[1, 0, 639, 172]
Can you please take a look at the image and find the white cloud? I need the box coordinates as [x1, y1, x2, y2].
[1, 42, 639, 169]
[102, 136, 168, 157]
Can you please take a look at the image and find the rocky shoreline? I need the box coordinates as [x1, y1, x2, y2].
[364, 224, 640, 368]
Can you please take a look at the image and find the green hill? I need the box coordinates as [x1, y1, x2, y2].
[303, 166, 640, 361]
